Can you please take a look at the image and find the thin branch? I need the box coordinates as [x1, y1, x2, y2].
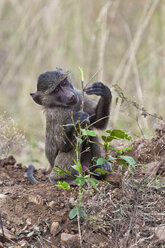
[113, 84, 164, 122]
[0, 211, 5, 243]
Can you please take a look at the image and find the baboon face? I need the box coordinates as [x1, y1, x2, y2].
[46, 78, 79, 107]
[31, 71, 79, 108]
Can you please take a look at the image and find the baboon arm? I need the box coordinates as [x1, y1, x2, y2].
[90, 94, 111, 129]
[84, 82, 112, 129]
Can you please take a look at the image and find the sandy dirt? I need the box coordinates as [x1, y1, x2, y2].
[0, 128, 164, 248]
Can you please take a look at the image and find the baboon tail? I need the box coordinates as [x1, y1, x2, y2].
[27, 164, 38, 184]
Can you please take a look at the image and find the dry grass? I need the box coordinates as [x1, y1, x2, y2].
[0, 0, 164, 141]
[0, 112, 27, 158]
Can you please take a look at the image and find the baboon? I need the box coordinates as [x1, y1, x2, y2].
[29, 68, 112, 184]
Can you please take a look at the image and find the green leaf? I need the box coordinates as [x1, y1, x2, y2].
[53, 167, 70, 177]
[95, 168, 109, 175]
[119, 155, 135, 169]
[108, 145, 118, 151]
[87, 177, 98, 189]
[101, 135, 107, 142]
[81, 128, 97, 137]
[69, 208, 78, 219]
[56, 181, 70, 190]
[87, 178, 104, 195]
[117, 146, 133, 155]
[79, 67, 84, 81]
[105, 129, 133, 142]
[74, 176, 85, 186]
[79, 208, 87, 219]
[116, 159, 128, 167]
[76, 137, 83, 144]
[108, 155, 116, 162]
[72, 160, 82, 173]
[111, 129, 127, 139]
[96, 158, 107, 165]
[125, 146, 133, 151]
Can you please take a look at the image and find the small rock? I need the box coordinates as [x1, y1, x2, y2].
[26, 218, 32, 226]
[18, 240, 28, 246]
[0, 226, 15, 239]
[11, 227, 16, 233]
[0, 194, 6, 199]
[69, 197, 74, 204]
[143, 161, 161, 177]
[105, 172, 122, 186]
[5, 181, 14, 186]
[0, 155, 16, 167]
[60, 203, 65, 208]
[0, 181, 3, 186]
[14, 163, 22, 169]
[28, 195, 44, 205]
[155, 225, 165, 242]
[8, 155, 16, 165]
[50, 222, 60, 235]
[48, 201, 56, 209]
[61, 232, 79, 245]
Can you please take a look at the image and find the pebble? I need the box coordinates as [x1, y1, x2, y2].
[48, 201, 56, 209]
[50, 222, 60, 235]
[28, 195, 44, 205]
[5, 181, 14, 186]
[155, 225, 165, 242]
[11, 227, 16, 233]
[61, 232, 79, 245]
[26, 218, 32, 226]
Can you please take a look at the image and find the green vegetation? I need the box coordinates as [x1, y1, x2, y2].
[54, 120, 135, 248]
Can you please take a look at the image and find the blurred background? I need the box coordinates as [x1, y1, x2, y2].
[0, 0, 164, 165]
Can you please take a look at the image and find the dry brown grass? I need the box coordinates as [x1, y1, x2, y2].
[0, 112, 27, 158]
[0, 0, 164, 140]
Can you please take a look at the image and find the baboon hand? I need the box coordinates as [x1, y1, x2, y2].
[73, 111, 90, 124]
[84, 82, 110, 97]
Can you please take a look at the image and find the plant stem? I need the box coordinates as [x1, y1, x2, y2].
[77, 210, 83, 248]
[79, 67, 84, 111]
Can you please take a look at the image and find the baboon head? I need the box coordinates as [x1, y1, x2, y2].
[31, 68, 79, 107]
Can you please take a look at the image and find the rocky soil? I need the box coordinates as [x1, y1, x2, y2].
[0, 128, 164, 248]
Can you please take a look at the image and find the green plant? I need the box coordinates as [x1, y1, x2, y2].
[101, 129, 136, 170]
[140, 175, 165, 191]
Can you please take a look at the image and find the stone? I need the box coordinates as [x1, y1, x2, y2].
[155, 225, 165, 242]
[50, 222, 60, 235]
[61, 232, 79, 245]
[28, 195, 44, 205]
[26, 218, 32, 226]
[48, 201, 56, 209]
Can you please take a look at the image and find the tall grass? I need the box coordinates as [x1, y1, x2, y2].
[0, 0, 164, 141]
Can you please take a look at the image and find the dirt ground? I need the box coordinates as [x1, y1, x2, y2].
[0, 127, 165, 248]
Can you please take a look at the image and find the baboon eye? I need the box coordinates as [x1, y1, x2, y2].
[54, 87, 59, 93]
[61, 80, 67, 86]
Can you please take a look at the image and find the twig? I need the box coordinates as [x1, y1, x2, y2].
[77, 212, 83, 248]
[0, 211, 5, 243]
[113, 84, 164, 122]
[85, 67, 103, 87]
[79, 67, 84, 111]
[123, 177, 150, 248]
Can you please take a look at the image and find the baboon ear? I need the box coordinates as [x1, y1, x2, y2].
[30, 92, 42, 105]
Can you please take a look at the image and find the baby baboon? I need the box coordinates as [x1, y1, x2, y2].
[29, 68, 112, 184]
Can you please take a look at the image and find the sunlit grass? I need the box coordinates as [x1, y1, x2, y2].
[0, 0, 164, 144]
